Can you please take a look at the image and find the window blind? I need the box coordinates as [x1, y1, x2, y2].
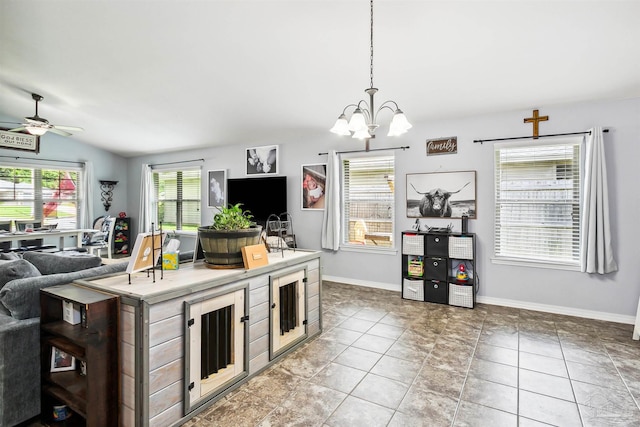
[342, 155, 395, 248]
[153, 168, 201, 231]
[494, 140, 582, 265]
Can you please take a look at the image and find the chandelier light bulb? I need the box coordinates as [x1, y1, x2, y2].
[352, 128, 371, 140]
[330, 114, 351, 135]
[388, 109, 412, 136]
[348, 109, 367, 132]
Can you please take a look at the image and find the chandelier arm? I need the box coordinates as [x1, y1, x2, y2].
[373, 102, 399, 123]
[340, 103, 360, 115]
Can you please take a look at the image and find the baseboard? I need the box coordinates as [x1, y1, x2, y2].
[322, 275, 635, 325]
[476, 296, 635, 325]
[322, 275, 400, 292]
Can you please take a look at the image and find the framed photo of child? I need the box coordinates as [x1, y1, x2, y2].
[301, 164, 326, 210]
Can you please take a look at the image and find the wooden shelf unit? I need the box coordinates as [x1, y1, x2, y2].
[40, 284, 119, 426]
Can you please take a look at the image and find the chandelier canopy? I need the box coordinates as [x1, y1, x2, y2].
[330, 0, 412, 141]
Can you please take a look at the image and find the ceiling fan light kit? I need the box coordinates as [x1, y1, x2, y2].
[330, 0, 411, 143]
[1, 92, 84, 138]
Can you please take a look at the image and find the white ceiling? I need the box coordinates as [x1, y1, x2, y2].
[1, 1, 639, 158]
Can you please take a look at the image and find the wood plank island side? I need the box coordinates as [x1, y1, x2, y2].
[73, 249, 322, 427]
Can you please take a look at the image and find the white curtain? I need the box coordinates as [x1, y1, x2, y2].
[138, 164, 156, 233]
[321, 150, 341, 250]
[581, 127, 618, 274]
[80, 161, 94, 229]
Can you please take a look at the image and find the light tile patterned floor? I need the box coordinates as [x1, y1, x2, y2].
[180, 280, 640, 426]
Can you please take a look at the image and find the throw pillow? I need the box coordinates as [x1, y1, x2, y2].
[0, 259, 42, 290]
[23, 251, 102, 275]
[0, 252, 20, 261]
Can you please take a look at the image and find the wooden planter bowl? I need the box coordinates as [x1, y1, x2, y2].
[197, 226, 263, 268]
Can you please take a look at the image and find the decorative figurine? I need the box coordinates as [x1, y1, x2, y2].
[456, 263, 469, 281]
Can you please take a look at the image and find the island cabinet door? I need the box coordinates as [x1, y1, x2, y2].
[184, 286, 248, 414]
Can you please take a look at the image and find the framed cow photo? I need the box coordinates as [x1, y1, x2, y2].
[406, 171, 476, 219]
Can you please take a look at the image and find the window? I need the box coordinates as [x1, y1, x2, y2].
[0, 165, 81, 229]
[494, 138, 582, 267]
[153, 168, 201, 231]
[341, 154, 395, 249]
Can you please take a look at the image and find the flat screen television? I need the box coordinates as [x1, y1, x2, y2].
[226, 176, 287, 225]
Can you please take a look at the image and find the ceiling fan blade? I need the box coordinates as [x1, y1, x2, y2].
[48, 127, 72, 137]
[53, 125, 84, 132]
[0, 121, 23, 126]
[8, 126, 27, 132]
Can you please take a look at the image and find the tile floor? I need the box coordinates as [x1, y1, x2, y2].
[183, 280, 640, 426]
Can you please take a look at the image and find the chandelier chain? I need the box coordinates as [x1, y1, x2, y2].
[370, 0, 374, 89]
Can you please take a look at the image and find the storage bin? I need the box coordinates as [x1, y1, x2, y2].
[448, 283, 474, 308]
[424, 280, 448, 304]
[426, 234, 449, 257]
[402, 233, 424, 255]
[449, 236, 473, 259]
[424, 257, 447, 281]
[402, 279, 424, 301]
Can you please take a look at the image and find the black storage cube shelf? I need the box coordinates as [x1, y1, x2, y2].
[401, 231, 476, 308]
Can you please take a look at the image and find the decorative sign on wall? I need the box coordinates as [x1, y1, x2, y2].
[0, 129, 40, 153]
[426, 137, 457, 156]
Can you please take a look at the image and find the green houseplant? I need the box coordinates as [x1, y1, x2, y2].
[197, 203, 263, 268]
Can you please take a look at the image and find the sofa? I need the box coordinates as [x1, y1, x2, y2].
[0, 251, 128, 427]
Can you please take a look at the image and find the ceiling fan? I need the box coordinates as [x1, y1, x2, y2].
[1, 93, 83, 137]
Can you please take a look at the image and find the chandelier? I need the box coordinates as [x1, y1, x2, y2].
[330, 0, 412, 142]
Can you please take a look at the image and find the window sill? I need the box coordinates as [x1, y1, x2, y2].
[340, 244, 398, 256]
[491, 256, 580, 272]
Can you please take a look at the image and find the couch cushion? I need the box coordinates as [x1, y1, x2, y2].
[0, 262, 127, 320]
[0, 259, 41, 290]
[23, 251, 102, 275]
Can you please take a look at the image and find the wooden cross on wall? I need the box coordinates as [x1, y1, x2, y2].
[524, 109, 549, 138]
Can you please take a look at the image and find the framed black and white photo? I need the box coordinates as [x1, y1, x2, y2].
[50, 347, 76, 372]
[207, 169, 226, 208]
[246, 145, 278, 175]
[301, 164, 326, 210]
[406, 171, 477, 219]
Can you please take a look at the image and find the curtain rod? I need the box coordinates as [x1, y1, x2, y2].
[150, 158, 204, 167]
[0, 155, 84, 166]
[473, 129, 609, 144]
[319, 146, 410, 156]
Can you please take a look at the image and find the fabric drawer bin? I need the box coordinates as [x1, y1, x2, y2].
[402, 234, 424, 255]
[448, 283, 474, 308]
[424, 280, 448, 304]
[426, 234, 449, 257]
[403, 279, 424, 301]
[448, 236, 473, 259]
[424, 257, 447, 281]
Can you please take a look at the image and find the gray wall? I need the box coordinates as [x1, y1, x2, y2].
[118, 97, 636, 320]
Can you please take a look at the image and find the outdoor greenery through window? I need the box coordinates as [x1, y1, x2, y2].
[494, 139, 582, 266]
[342, 154, 395, 249]
[153, 168, 201, 231]
[0, 165, 80, 229]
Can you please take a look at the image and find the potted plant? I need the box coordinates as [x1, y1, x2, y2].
[197, 203, 263, 268]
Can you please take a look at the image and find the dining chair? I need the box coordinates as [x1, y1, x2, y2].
[83, 216, 116, 258]
[0, 221, 11, 252]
